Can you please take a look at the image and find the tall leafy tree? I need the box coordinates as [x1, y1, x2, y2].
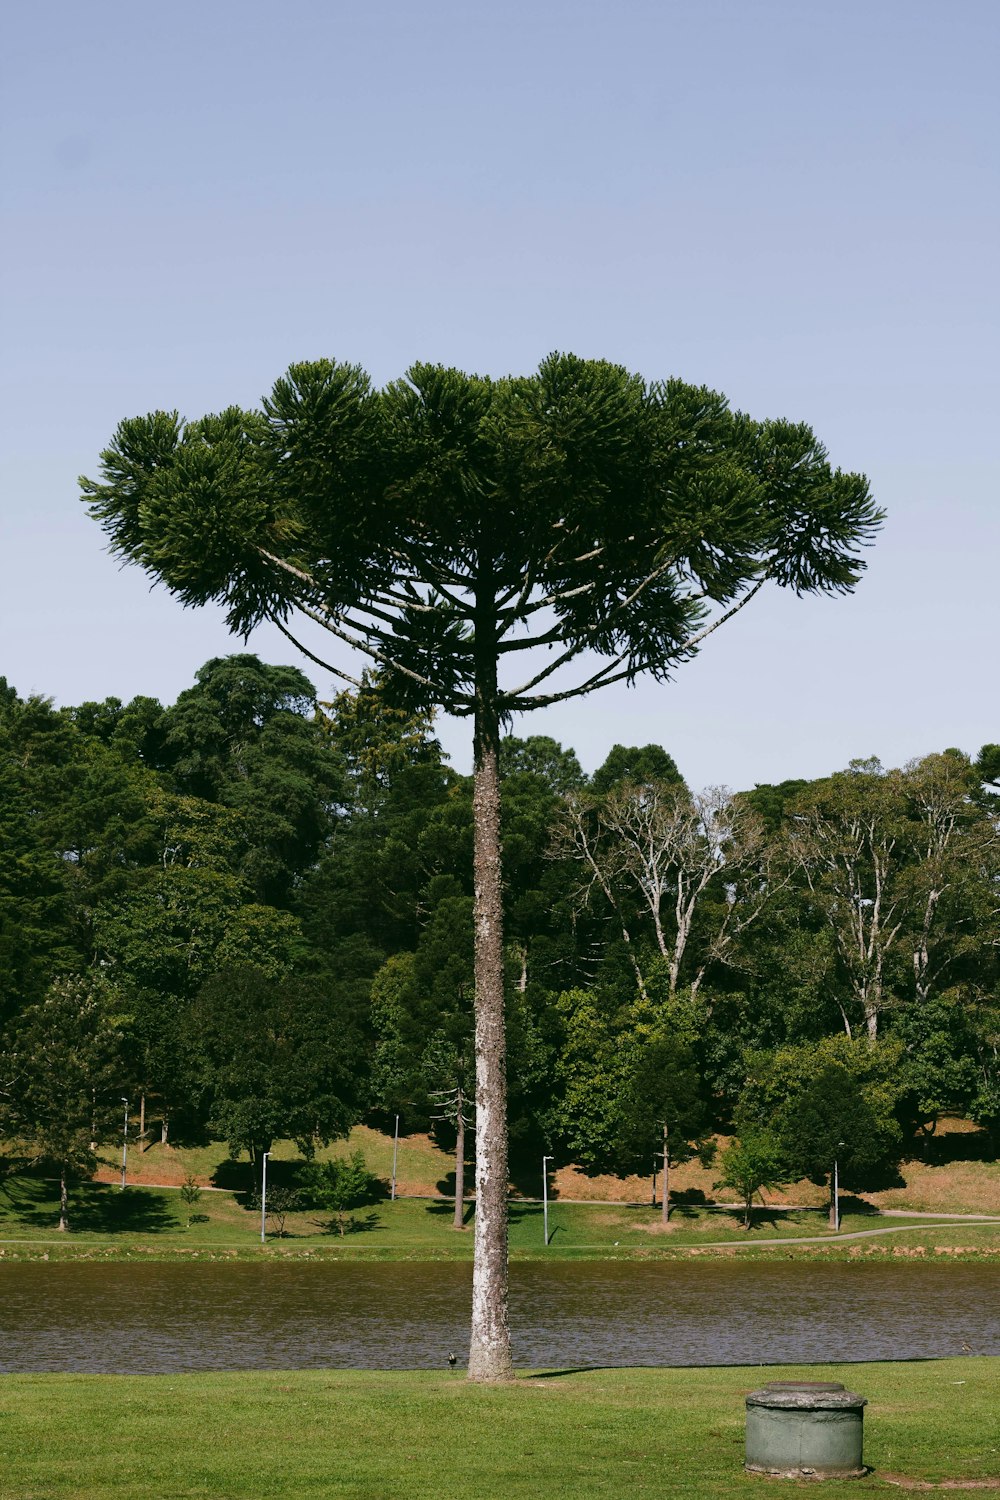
[740, 1034, 905, 1222]
[0, 687, 78, 1016]
[158, 655, 344, 906]
[591, 742, 684, 795]
[0, 975, 125, 1230]
[83, 352, 880, 1379]
[185, 967, 362, 1168]
[552, 989, 708, 1217]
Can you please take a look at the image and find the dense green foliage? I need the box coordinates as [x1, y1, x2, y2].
[1, 654, 998, 1208]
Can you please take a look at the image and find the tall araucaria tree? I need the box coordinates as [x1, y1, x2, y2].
[82, 353, 881, 1381]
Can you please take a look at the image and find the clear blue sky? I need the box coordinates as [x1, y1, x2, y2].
[2, 1, 996, 788]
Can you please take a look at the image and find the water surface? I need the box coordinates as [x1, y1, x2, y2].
[1, 1261, 996, 1373]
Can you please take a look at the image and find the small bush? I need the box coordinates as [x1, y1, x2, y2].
[179, 1173, 203, 1228]
[296, 1151, 385, 1235]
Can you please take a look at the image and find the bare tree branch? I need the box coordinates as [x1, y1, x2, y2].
[505, 552, 683, 699]
[268, 616, 365, 689]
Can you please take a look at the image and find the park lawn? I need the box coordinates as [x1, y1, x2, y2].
[1, 1173, 999, 1259]
[72, 1121, 1000, 1217]
[0, 1359, 996, 1499]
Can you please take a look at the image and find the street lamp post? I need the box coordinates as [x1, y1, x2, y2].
[831, 1141, 846, 1231]
[120, 1098, 128, 1190]
[542, 1155, 552, 1246]
[260, 1151, 270, 1244]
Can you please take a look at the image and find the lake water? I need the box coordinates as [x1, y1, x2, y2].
[1, 1261, 997, 1374]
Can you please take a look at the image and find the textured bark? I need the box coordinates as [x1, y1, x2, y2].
[161, 1112, 169, 1146]
[58, 1170, 68, 1232]
[467, 646, 513, 1382]
[453, 1087, 466, 1230]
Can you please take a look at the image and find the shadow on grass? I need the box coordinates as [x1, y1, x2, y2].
[0, 1174, 53, 1223]
[425, 1198, 475, 1226]
[211, 1157, 259, 1193]
[0, 1176, 179, 1235]
[304, 1211, 383, 1237]
[70, 1185, 179, 1235]
[917, 1127, 996, 1166]
[529, 1353, 952, 1379]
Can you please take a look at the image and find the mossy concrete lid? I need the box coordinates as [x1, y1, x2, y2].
[746, 1381, 867, 1410]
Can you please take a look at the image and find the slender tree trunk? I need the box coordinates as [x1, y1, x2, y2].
[468, 645, 513, 1383]
[139, 1092, 146, 1143]
[161, 1111, 169, 1146]
[58, 1170, 68, 1232]
[661, 1127, 671, 1225]
[453, 1088, 466, 1230]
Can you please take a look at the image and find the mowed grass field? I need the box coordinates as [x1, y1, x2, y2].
[2, 1118, 998, 1259]
[1, 1171, 999, 1260]
[0, 1359, 996, 1499]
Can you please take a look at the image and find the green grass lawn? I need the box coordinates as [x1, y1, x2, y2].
[0, 1359, 996, 1499]
[1, 1172, 999, 1260]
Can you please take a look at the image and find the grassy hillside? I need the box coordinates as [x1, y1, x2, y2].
[87, 1116, 1000, 1216]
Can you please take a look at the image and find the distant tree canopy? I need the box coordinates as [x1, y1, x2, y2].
[1, 651, 998, 1264]
[1, 657, 1000, 1182]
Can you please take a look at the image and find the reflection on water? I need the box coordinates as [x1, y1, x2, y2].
[0, 1260, 997, 1374]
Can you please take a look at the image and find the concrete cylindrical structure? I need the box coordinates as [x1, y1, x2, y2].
[745, 1380, 867, 1480]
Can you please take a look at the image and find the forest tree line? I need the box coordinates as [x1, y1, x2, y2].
[1, 653, 998, 1212]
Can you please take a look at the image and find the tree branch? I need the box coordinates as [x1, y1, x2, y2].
[268, 616, 365, 689]
[676, 575, 768, 653]
[290, 600, 464, 703]
[505, 664, 638, 711]
[506, 552, 682, 698]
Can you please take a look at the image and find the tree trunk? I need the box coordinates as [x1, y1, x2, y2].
[467, 648, 513, 1383]
[161, 1111, 169, 1146]
[454, 1088, 466, 1230]
[661, 1127, 671, 1225]
[139, 1092, 146, 1144]
[58, 1170, 68, 1232]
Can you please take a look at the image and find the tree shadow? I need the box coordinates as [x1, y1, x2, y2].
[69, 1184, 180, 1234]
[1, 1178, 179, 1234]
[307, 1210, 382, 1237]
[838, 1193, 880, 1218]
[915, 1128, 995, 1166]
[0, 1174, 53, 1224]
[211, 1157, 257, 1193]
[667, 1188, 708, 1220]
[425, 1198, 475, 1225]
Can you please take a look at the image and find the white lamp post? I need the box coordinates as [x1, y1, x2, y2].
[542, 1155, 552, 1246]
